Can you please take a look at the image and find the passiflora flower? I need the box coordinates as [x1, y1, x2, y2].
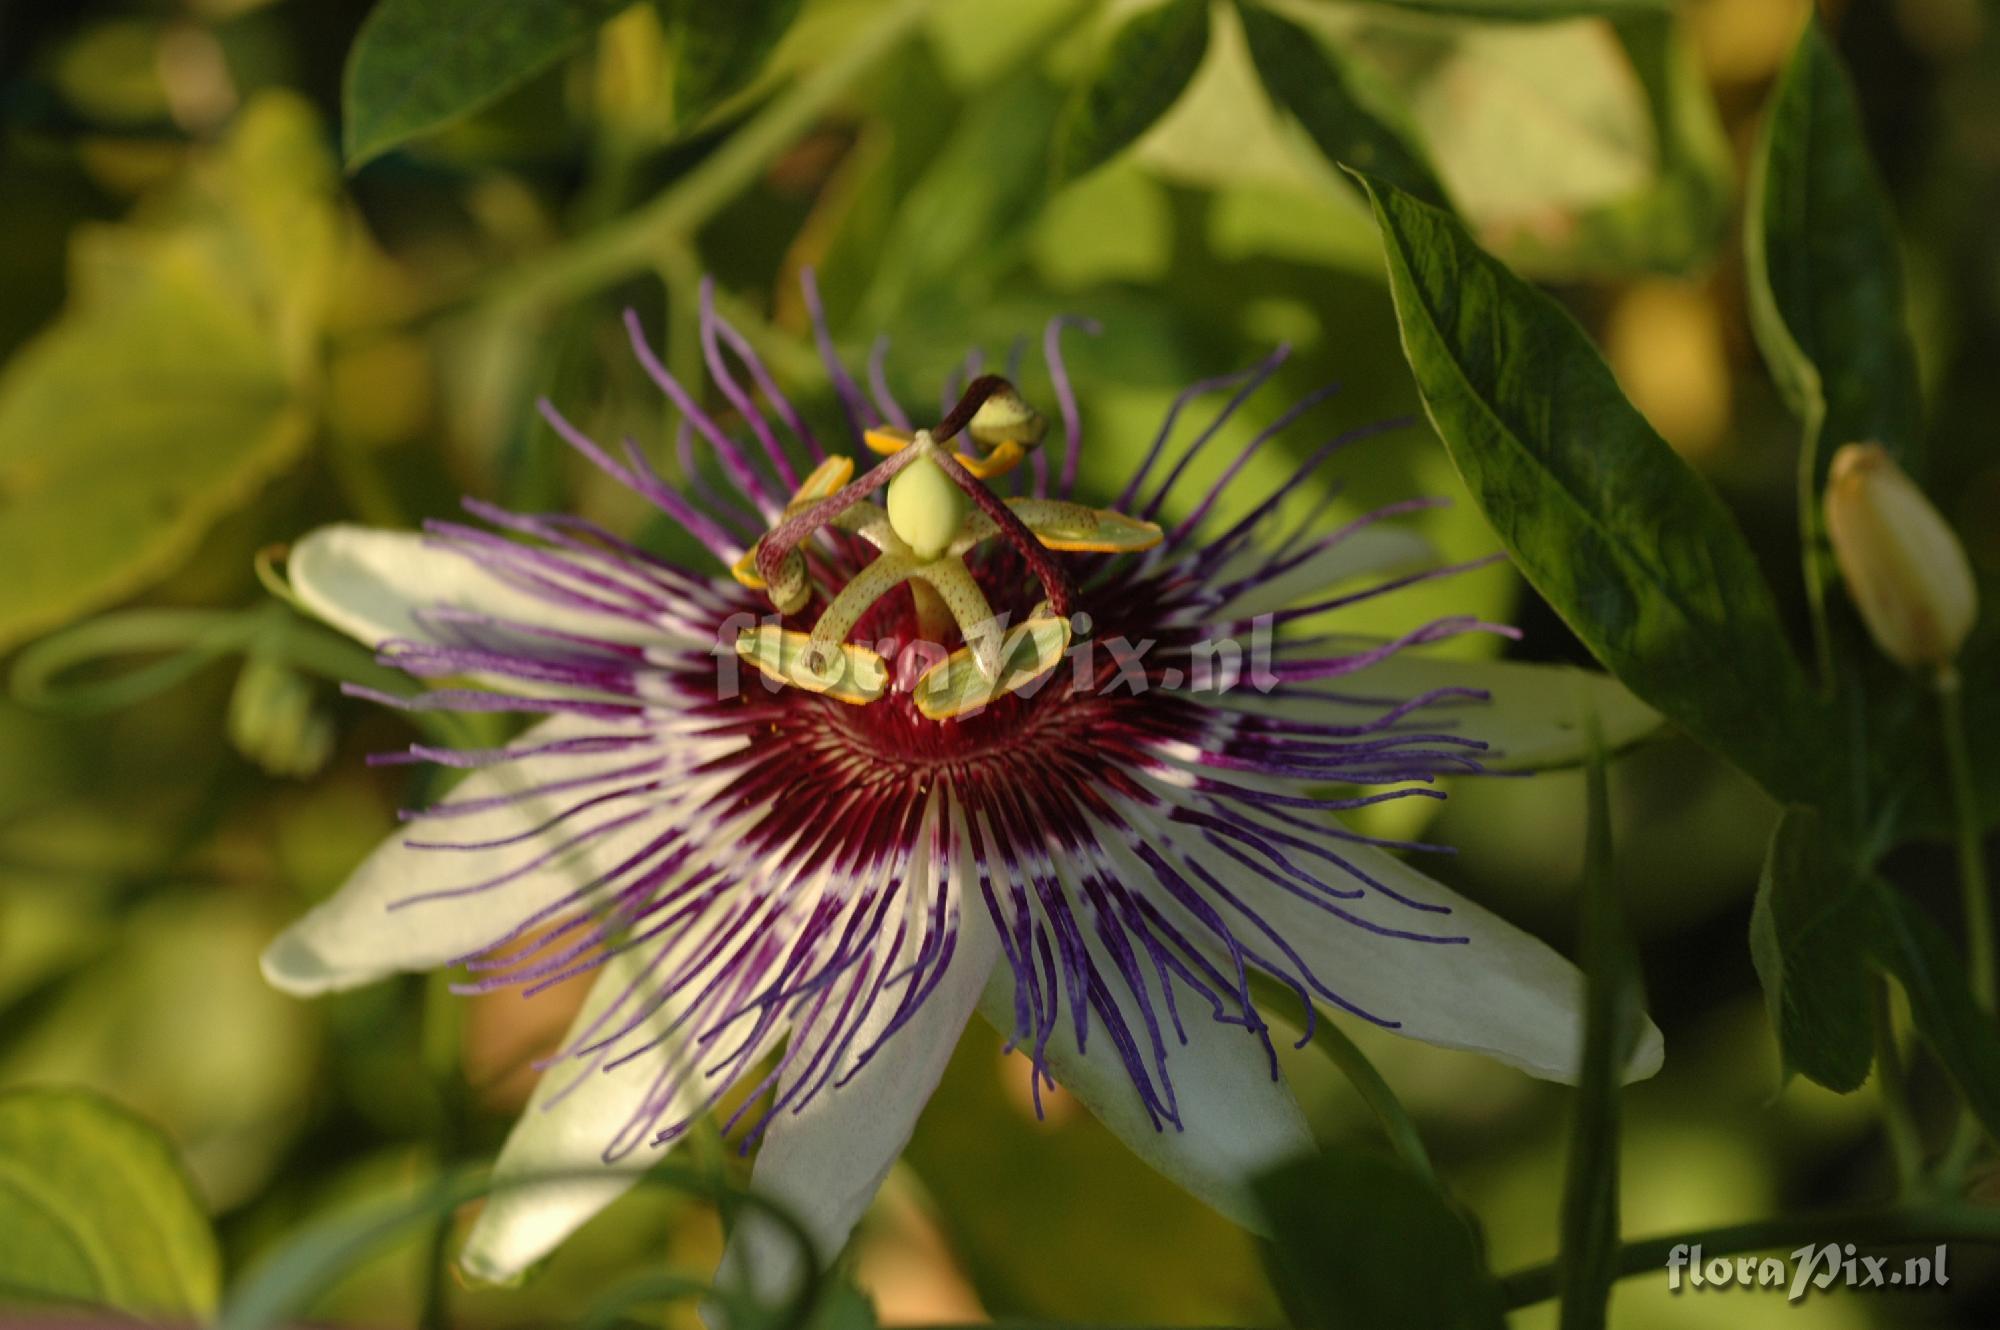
[260, 275, 1662, 1299]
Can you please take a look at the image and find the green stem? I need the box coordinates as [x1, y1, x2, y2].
[1871, 975, 1925, 1191]
[1940, 671, 1994, 1013]
[1939, 668, 1995, 1179]
[489, 0, 938, 313]
[1248, 973, 1438, 1191]
[1499, 1203, 2000, 1308]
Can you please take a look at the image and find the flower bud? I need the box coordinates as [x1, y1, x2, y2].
[1824, 442, 1977, 673]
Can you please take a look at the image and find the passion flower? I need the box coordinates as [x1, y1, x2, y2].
[260, 274, 1661, 1297]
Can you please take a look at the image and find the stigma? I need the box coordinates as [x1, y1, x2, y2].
[728, 377, 1163, 720]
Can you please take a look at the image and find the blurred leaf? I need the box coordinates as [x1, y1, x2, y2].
[1357, 175, 1832, 806]
[1053, 0, 1211, 184]
[342, 0, 631, 166]
[1372, 12, 1727, 278]
[1345, 0, 1668, 17]
[858, 74, 1066, 329]
[0, 1087, 219, 1317]
[0, 95, 334, 652]
[1872, 886, 2000, 1144]
[0, 241, 311, 653]
[1254, 1148, 1505, 1330]
[1557, 707, 1639, 1330]
[1235, 2, 1449, 209]
[1747, 18, 1921, 472]
[1748, 806, 1872, 1091]
[663, 0, 804, 129]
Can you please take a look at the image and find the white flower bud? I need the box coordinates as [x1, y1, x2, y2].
[1825, 442, 1977, 673]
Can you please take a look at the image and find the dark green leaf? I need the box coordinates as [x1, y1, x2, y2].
[1254, 1149, 1505, 1330]
[1748, 806, 1873, 1091]
[1355, 174, 1832, 805]
[1558, 708, 1641, 1330]
[1747, 18, 1921, 474]
[343, 0, 632, 166]
[1873, 887, 2000, 1143]
[0, 1088, 219, 1317]
[1746, 19, 1923, 685]
[1235, 3, 1449, 210]
[1052, 0, 1210, 185]
[663, 0, 804, 129]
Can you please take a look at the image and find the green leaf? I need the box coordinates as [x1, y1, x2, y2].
[1747, 18, 1920, 473]
[1344, 0, 1668, 17]
[1872, 888, 2000, 1144]
[1052, 0, 1210, 184]
[342, 0, 632, 166]
[1234, 2, 1449, 209]
[0, 239, 312, 653]
[1557, 708, 1641, 1330]
[0, 1087, 219, 1317]
[1748, 806, 1873, 1091]
[1254, 1149, 1505, 1330]
[1356, 174, 1832, 805]
[663, 0, 804, 129]
[1746, 19, 1922, 678]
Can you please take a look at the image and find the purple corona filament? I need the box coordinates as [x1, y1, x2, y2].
[348, 275, 1514, 1158]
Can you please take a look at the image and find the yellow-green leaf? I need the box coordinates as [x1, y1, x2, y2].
[0, 1088, 220, 1317]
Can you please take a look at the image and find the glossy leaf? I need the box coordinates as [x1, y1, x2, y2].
[1052, 0, 1210, 184]
[663, 0, 804, 129]
[1748, 806, 1872, 1091]
[343, 0, 631, 166]
[1254, 1149, 1505, 1330]
[1235, 2, 1449, 210]
[0, 1088, 220, 1317]
[1557, 709, 1641, 1330]
[1357, 174, 1832, 805]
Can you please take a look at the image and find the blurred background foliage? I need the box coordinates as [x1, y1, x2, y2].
[0, 0, 1997, 1325]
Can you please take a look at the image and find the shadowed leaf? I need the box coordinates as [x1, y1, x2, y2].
[1235, 2, 1449, 210]
[1053, 0, 1210, 184]
[343, 0, 631, 166]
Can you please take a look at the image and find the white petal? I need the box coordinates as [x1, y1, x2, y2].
[259, 713, 662, 995]
[289, 523, 665, 650]
[461, 943, 709, 1282]
[1168, 822, 1662, 1083]
[1211, 525, 1435, 622]
[972, 923, 1313, 1233]
[1224, 648, 1661, 772]
[715, 803, 1001, 1307]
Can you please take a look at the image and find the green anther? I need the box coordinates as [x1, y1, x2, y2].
[886, 437, 970, 561]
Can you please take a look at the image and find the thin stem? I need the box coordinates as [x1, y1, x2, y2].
[1871, 975, 1925, 1192]
[1940, 670, 1993, 1012]
[1939, 667, 1994, 1178]
[489, 0, 937, 313]
[1248, 973, 1438, 1191]
[1499, 1203, 2000, 1308]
